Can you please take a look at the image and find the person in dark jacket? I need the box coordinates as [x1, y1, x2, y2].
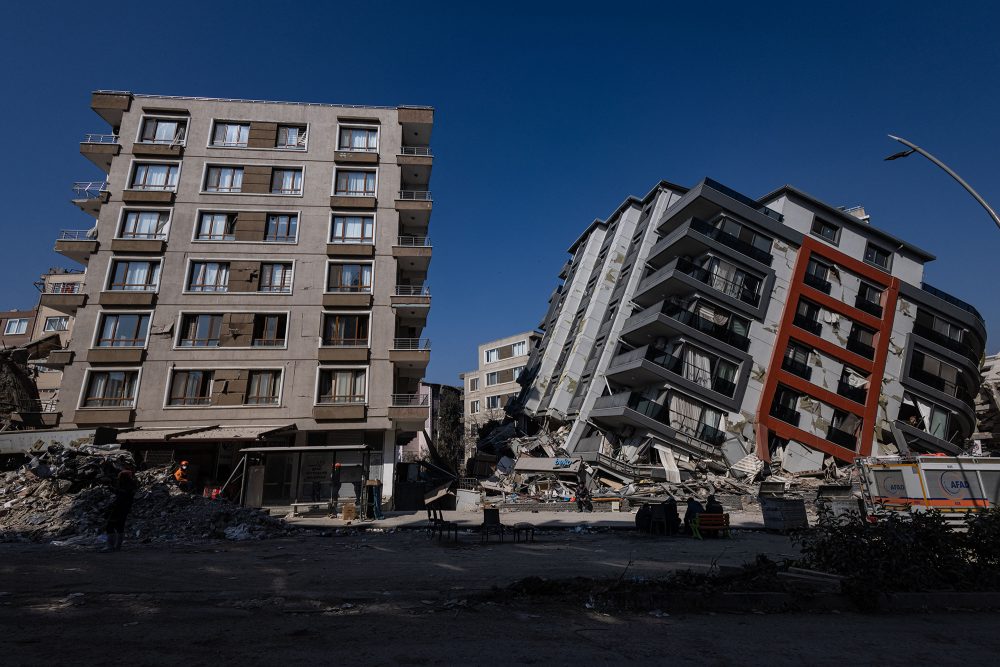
[705, 495, 725, 515]
[683, 496, 705, 535]
[101, 468, 137, 552]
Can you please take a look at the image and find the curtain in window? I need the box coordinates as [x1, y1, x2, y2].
[125, 262, 150, 290]
[128, 211, 166, 237]
[193, 263, 227, 291]
[154, 121, 177, 143]
[683, 347, 713, 388]
[668, 393, 701, 436]
[710, 259, 739, 297]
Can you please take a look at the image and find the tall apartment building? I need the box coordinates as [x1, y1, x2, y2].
[53, 91, 434, 504]
[512, 178, 986, 476]
[461, 331, 540, 436]
[31, 269, 87, 416]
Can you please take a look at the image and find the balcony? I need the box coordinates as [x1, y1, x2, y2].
[132, 137, 185, 159]
[318, 339, 369, 362]
[391, 284, 431, 304]
[91, 90, 131, 127]
[390, 338, 431, 376]
[43, 350, 74, 368]
[334, 146, 379, 164]
[39, 281, 87, 313]
[111, 234, 167, 253]
[123, 184, 176, 205]
[846, 336, 875, 359]
[313, 400, 367, 421]
[392, 236, 432, 272]
[781, 356, 812, 381]
[322, 288, 373, 308]
[854, 295, 883, 318]
[836, 380, 867, 404]
[825, 426, 858, 450]
[388, 393, 430, 427]
[621, 300, 751, 353]
[634, 257, 762, 311]
[399, 146, 433, 157]
[769, 403, 801, 427]
[12, 400, 60, 428]
[395, 190, 433, 218]
[330, 190, 377, 209]
[54, 229, 99, 264]
[661, 303, 751, 352]
[911, 323, 979, 365]
[71, 181, 109, 217]
[922, 283, 984, 324]
[802, 272, 832, 295]
[559, 260, 572, 279]
[689, 219, 773, 266]
[590, 392, 726, 456]
[908, 367, 976, 410]
[605, 346, 737, 398]
[80, 133, 120, 170]
[793, 313, 822, 337]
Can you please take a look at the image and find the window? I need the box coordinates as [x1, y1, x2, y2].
[330, 215, 375, 244]
[486, 371, 500, 386]
[97, 313, 150, 347]
[848, 324, 877, 359]
[252, 314, 287, 347]
[195, 212, 236, 241]
[265, 214, 297, 242]
[139, 117, 186, 145]
[713, 217, 773, 255]
[271, 169, 303, 194]
[806, 258, 830, 281]
[212, 122, 249, 147]
[43, 316, 70, 332]
[470, 400, 480, 414]
[484, 348, 499, 363]
[512, 340, 527, 356]
[322, 313, 369, 346]
[338, 126, 378, 152]
[246, 371, 281, 405]
[259, 263, 293, 293]
[469, 377, 479, 392]
[119, 210, 169, 239]
[108, 260, 160, 291]
[705, 257, 763, 304]
[178, 314, 222, 347]
[486, 395, 503, 410]
[864, 242, 892, 271]
[130, 163, 179, 191]
[276, 125, 307, 149]
[858, 282, 883, 306]
[335, 170, 376, 196]
[168, 370, 214, 406]
[327, 263, 373, 292]
[188, 262, 229, 292]
[811, 218, 840, 243]
[511, 365, 526, 381]
[4, 319, 28, 335]
[317, 368, 367, 404]
[205, 166, 244, 193]
[83, 370, 138, 408]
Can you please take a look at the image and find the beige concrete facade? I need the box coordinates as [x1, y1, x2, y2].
[55, 91, 435, 501]
[31, 269, 87, 413]
[461, 331, 540, 438]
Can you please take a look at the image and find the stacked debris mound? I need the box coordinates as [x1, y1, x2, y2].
[0, 443, 293, 543]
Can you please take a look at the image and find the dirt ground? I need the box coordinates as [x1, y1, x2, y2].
[2, 529, 999, 665]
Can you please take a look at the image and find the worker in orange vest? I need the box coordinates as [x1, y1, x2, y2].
[174, 460, 192, 492]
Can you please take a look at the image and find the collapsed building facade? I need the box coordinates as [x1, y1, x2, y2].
[509, 178, 987, 485]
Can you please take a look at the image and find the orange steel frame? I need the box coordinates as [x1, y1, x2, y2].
[755, 236, 900, 463]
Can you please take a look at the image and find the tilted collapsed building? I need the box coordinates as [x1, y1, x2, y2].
[510, 178, 986, 481]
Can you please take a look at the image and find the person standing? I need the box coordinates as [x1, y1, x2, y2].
[576, 483, 593, 512]
[368, 479, 385, 520]
[331, 463, 343, 515]
[101, 467, 137, 553]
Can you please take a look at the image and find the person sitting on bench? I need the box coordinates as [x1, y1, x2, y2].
[683, 496, 705, 534]
[705, 494, 724, 515]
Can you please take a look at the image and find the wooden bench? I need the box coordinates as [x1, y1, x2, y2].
[290, 501, 334, 517]
[691, 513, 730, 540]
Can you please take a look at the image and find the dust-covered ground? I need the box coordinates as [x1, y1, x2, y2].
[2, 530, 998, 666]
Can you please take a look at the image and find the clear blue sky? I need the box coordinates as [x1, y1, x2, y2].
[2, 1, 998, 385]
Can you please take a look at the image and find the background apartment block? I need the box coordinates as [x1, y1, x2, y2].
[462, 331, 540, 437]
[513, 178, 986, 479]
[54, 91, 435, 505]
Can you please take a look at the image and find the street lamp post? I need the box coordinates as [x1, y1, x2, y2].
[885, 134, 1000, 232]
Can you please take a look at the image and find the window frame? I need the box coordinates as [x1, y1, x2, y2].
[4, 318, 28, 335]
[245, 370, 283, 405]
[810, 217, 841, 244]
[176, 313, 224, 347]
[863, 241, 893, 272]
[186, 260, 231, 293]
[336, 123, 380, 153]
[105, 257, 162, 292]
[468, 377, 479, 392]
[92, 311, 152, 348]
[258, 263, 294, 293]
[204, 165, 245, 193]
[173, 311, 290, 350]
[264, 213, 299, 243]
[270, 168, 304, 195]
[135, 114, 188, 146]
[329, 211, 377, 245]
[485, 371, 500, 386]
[43, 316, 70, 332]
[208, 121, 251, 148]
[332, 168, 378, 197]
[275, 124, 309, 151]
[79, 368, 141, 409]
[116, 207, 172, 241]
[321, 310, 372, 347]
[193, 210, 238, 242]
[126, 159, 181, 192]
[167, 369, 216, 407]
[314, 366, 369, 406]
[486, 395, 504, 410]
[325, 260, 375, 294]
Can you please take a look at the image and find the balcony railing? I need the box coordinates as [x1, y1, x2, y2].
[674, 257, 762, 307]
[922, 283, 984, 323]
[17, 399, 59, 414]
[58, 229, 96, 241]
[391, 393, 430, 407]
[908, 367, 976, 408]
[661, 303, 751, 351]
[793, 314, 823, 337]
[398, 190, 432, 201]
[846, 336, 875, 359]
[854, 295, 883, 318]
[689, 218, 773, 266]
[803, 272, 832, 294]
[395, 285, 431, 297]
[82, 133, 119, 144]
[594, 393, 726, 447]
[392, 338, 431, 350]
[837, 380, 867, 404]
[826, 426, 858, 449]
[400, 146, 433, 156]
[769, 403, 801, 427]
[911, 323, 979, 363]
[396, 236, 431, 247]
[613, 346, 738, 398]
[42, 282, 83, 294]
[72, 181, 109, 198]
[781, 356, 812, 381]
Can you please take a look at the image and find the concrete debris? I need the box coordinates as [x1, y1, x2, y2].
[0, 442, 295, 543]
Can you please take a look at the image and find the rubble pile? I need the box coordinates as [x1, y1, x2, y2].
[0, 443, 294, 543]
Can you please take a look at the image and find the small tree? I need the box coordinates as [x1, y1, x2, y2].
[434, 388, 465, 473]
